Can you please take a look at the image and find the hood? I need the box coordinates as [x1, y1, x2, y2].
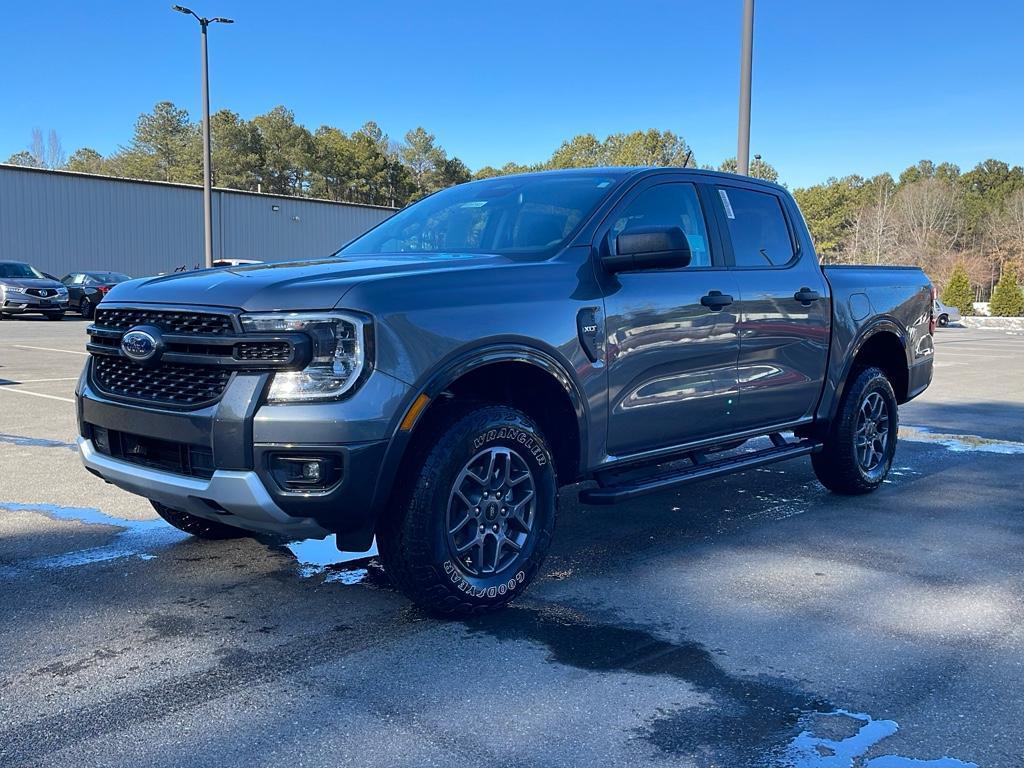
[104, 253, 507, 311]
[1, 278, 64, 290]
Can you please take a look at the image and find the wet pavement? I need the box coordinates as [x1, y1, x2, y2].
[1, 318, 1022, 767]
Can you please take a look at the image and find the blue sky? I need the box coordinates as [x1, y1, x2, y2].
[2, 0, 1021, 188]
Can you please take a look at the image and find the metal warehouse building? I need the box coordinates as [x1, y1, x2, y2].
[0, 164, 395, 279]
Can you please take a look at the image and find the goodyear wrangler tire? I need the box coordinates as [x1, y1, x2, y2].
[379, 405, 557, 617]
[812, 366, 898, 495]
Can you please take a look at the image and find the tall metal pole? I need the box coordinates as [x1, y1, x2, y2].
[737, 0, 755, 176]
[199, 18, 213, 268]
[173, 6, 232, 267]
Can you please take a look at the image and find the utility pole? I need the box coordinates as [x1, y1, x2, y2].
[172, 6, 233, 268]
[737, 0, 755, 176]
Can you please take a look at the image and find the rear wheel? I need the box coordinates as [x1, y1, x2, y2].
[812, 366, 898, 495]
[151, 501, 250, 539]
[378, 405, 557, 617]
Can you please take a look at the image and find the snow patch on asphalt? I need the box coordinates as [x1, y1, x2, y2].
[0, 433, 77, 450]
[781, 709, 977, 767]
[0, 501, 187, 573]
[899, 426, 1024, 455]
[286, 535, 378, 584]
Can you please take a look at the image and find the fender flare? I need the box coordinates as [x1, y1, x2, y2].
[826, 317, 910, 424]
[367, 342, 590, 526]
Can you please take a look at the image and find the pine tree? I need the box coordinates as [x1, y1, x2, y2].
[941, 263, 974, 316]
[988, 265, 1024, 317]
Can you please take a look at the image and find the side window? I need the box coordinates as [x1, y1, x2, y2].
[717, 187, 795, 267]
[73, 274, 87, 285]
[609, 183, 712, 267]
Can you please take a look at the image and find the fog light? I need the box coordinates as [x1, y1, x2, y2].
[268, 454, 342, 492]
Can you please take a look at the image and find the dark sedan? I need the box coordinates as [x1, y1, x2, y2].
[60, 271, 132, 319]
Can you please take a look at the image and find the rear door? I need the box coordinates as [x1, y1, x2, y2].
[602, 176, 742, 456]
[709, 182, 830, 430]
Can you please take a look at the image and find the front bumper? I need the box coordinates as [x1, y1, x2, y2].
[2, 294, 68, 313]
[79, 436, 328, 538]
[77, 363, 409, 546]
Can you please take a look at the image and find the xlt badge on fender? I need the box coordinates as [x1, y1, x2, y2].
[576, 306, 605, 365]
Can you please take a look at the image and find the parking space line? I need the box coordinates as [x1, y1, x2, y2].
[0, 388, 74, 403]
[2, 377, 80, 383]
[12, 345, 88, 356]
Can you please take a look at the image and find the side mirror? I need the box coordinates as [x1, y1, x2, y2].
[603, 226, 692, 273]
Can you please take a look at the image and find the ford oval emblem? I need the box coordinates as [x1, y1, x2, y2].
[121, 329, 159, 362]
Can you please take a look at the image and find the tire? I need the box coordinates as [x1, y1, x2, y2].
[81, 299, 95, 319]
[378, 405, 558, 617]
[812, 366, 898, 495]
[151, 500, 250, 540]
[45, 311, 65, 321]
[937, 314, 949, 327]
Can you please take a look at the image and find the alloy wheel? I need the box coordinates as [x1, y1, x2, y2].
[446, 447, 536, 576]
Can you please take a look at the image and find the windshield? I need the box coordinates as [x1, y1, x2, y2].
[0, 263, 45, 279]
[88, 272, 130, 283]
[339, 173, 619, 258]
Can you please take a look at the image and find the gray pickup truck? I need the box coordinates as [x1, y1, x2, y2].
[76, 168, 934, 615]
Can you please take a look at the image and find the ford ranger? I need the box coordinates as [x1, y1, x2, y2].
[76, 168, 935, 616]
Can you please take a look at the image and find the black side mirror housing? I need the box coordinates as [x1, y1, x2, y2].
[603, 226, 692, 273]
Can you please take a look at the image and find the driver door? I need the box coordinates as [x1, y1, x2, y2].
[601, 178, 741, 456]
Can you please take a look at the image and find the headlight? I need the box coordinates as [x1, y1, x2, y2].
[4, 286, 27, 294]
[56, 286, 68, 295]
[240, 312, 369, 402]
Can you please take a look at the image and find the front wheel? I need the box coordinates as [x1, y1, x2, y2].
[937, 314, 949, 327]
[812, 366, 898, 495]
[378, 405, 557, 617]
[151, 501, 250, 539]
[81, 299, 95, 319]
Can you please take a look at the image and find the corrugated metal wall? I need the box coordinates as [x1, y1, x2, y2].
[0, 165, 394, 278]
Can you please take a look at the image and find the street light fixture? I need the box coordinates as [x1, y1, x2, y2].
[172, 5, 233, 269]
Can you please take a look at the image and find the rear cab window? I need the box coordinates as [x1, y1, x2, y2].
[715, 186, 796, 268]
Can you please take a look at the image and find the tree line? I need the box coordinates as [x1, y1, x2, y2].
[6, 101, 1023, 314]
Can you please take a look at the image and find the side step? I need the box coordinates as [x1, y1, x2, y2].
[580, 436, 822, 505]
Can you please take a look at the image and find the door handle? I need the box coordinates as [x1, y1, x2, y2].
[700, 290, 734, 311]
[794, 287, 821, 306]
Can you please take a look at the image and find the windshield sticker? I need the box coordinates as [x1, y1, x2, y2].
[719, 189, 736, 219]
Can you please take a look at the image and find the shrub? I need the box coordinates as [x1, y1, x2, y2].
[941, 263, 974, 315]
[988, 265, 1024, 317]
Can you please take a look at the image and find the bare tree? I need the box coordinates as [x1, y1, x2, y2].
[892, 177, 963, 265]
[30, 128, 46, 167]
[47, 129, 65, 169]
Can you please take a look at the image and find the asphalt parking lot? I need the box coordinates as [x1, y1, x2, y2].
[1, 317, 1022, 768]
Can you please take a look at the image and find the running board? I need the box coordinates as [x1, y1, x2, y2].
[580, 438, 822, 505]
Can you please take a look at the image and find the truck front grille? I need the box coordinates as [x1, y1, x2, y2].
[92, 354, 231, 407]
[94, 307, 234, 335]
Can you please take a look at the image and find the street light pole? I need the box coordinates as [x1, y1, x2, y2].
[172, 6, 233, 269]
[737, 0, 754, 176]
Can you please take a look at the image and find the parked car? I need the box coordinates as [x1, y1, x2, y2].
[75, 168, 935, 616]
[60, 271, 132, 319]
[212, 259, 263, 268]
[933, 299, 961, 327]
[0, 261, 69, 320]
